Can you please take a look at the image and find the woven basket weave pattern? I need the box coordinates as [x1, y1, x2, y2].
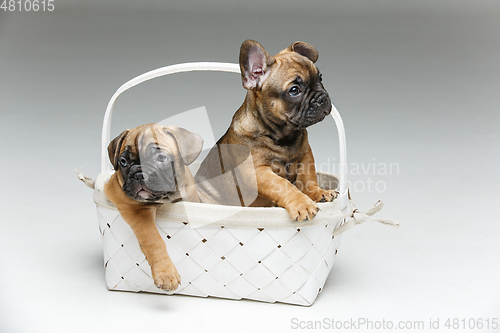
[98, 206, 342, 306]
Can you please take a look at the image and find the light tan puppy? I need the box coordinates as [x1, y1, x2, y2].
[104, 124, 203, 291]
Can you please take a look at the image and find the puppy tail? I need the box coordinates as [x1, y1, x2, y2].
[75, 169, 95, 189]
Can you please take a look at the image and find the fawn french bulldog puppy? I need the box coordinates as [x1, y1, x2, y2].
[195, 40, 336, 221]
[104, 124, 203, 291]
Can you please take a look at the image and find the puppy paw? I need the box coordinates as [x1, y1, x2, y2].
[152, 262, 181, 292]
[285, 196, 320, 222]
[307, 188, 338, 203]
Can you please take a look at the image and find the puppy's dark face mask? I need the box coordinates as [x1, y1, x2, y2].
[117, 143, 177, 202]
[108, 124, 204, 204]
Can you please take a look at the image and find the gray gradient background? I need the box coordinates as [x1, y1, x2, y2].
[1, 1, 499, 332]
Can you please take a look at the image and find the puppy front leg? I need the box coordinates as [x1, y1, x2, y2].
[118, 206, 181, 291]
[256, 166, 319, 221]
[296, 146, 338, 203]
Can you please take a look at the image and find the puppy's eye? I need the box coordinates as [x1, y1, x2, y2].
[318, 73, 323, 82]
[288, 85, 301, 97]
[118, 157, 128, 168]
[157, 154, 169, 163]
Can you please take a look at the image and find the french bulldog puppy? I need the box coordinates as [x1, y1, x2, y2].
[104, 124, 203, 291]
[195, 40, 337, 221]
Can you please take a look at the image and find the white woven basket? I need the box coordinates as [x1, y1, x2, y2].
[92, 62, 355, 306]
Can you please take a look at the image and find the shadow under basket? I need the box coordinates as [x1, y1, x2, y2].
[93, 171, 347, 306]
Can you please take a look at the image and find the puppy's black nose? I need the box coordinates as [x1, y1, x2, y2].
[313, 94, 326, 106]
[133, 172, 145, 181]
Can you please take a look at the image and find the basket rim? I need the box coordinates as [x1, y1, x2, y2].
[94, 171, 348, 228]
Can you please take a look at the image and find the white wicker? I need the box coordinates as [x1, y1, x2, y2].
[93, 171, 345, 306]
[90, 62, 395, 306]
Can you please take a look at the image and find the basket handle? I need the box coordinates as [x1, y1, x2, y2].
[100, 62, 347, 194]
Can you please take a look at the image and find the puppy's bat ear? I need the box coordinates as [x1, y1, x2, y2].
[285, 41, 319, 63]
[164, 126, 204, 165]
[108, 129, 129, 170]
[239, 40, 274, 90]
